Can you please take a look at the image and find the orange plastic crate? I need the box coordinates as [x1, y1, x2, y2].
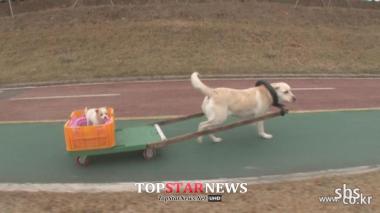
[64, 107, 116, 151]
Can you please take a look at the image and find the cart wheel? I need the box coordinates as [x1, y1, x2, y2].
[143, 148, 156, 160]
[76, 156, 89, 166]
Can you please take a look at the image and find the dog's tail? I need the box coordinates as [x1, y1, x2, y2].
[191, 72, 213, 97]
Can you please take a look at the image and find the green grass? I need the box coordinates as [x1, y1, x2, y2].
[0, 1, 380, 84]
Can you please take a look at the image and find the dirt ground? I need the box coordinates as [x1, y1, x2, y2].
[1, 1, 380, 84]
[1, 0, 379, 16]
[0, 171, 378, 213]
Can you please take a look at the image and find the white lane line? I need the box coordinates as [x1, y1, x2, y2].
[10, 93, 120, 101]
[0, 165, 378, 192]
[7, 88, 333, 101]
[292, 87, 335, 91]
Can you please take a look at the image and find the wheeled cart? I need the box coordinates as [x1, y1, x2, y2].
[64, 108, 287, 166]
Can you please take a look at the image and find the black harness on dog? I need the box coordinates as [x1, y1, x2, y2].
[255, 80, 287, 116]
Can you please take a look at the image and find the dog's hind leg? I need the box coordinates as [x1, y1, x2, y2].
[198, 120, 224, 143]
[197, 120, 210, 143]
[207, 113, 227, 142]
[209, 133, 223, 143]
[197, 97, 211, 143]
[197, 106, 228, 143]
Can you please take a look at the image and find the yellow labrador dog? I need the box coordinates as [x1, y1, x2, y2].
[191, 72, 296, 143]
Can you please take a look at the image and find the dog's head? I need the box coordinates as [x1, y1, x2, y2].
[96, 107, 109, 121]
[271, 82, 296, 103]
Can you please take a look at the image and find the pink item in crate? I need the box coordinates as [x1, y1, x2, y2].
[70, 116, 88, 127]
[70, 116, 111, 127]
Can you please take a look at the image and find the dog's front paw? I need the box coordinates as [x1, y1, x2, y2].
[197, 137, 203, 143]
[259, 133, 273, 140]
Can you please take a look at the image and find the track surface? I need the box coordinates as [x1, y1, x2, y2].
[0, 78, 380, 184]
[1, 110, 380, 183]
[1, 78, 380, 121]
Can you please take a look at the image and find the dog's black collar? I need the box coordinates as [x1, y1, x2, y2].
[255, 80, 287, 116]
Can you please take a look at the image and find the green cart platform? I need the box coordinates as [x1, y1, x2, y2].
[68, 124, 166, 166]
